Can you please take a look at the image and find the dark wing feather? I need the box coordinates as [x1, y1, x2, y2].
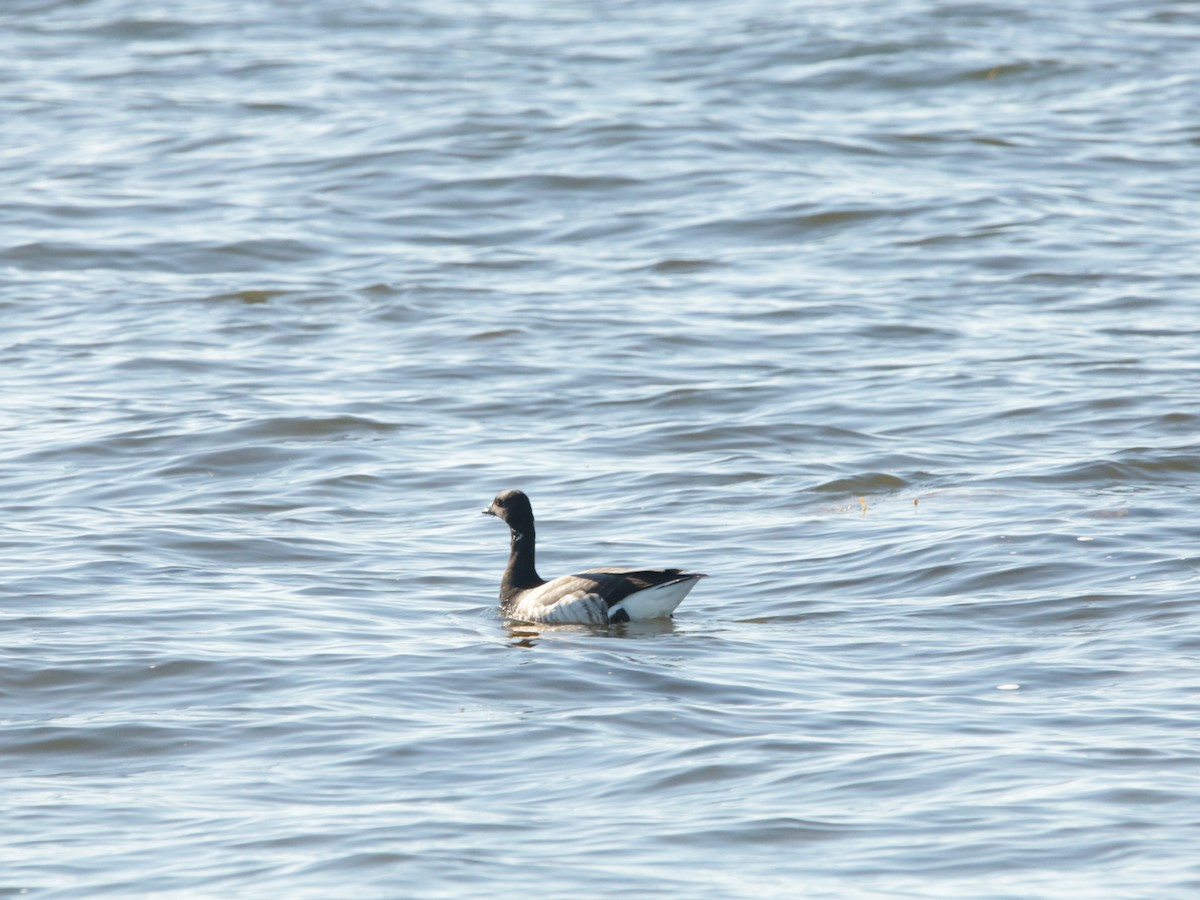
[571, 568, 698, 609]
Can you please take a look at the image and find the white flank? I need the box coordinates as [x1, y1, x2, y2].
[511, 589, 609, 625]
[607, 577, 701, 622]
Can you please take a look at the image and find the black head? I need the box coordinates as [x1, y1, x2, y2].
[481, 489, 534, 529]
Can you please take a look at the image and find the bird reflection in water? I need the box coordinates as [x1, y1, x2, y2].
[505, 616, 678, 648]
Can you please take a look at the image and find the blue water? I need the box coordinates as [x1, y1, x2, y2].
[3, 1, 1200, 896]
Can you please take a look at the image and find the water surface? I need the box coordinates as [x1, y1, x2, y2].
[3, 1, 1200, 897]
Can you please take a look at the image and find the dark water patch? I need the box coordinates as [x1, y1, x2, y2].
[207, 289, 291, 305]
[110, 355, 246, 376]
[677, 206, 907, 245]
[1023, 448, 1200, 487]
[639, 257, 722, 274]
[467, 327, 525, 340]
[216, 415, 400, 442]
[812, 472, 909, 494]
[156, 446, 300, 477]
[1, 722, 210, 767]
[422, 173, 644, 196]
[0, 239, 321, 274]
[852, 321, 962, 341]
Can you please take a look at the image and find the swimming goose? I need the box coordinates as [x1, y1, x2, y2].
[482, 489, 705, 625]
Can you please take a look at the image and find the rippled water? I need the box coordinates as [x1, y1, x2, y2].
[4, 0, 1200, 896]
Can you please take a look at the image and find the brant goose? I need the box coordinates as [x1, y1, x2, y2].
[482, 489, 705, 625]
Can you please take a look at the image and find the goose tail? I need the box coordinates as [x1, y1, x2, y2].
[608, 574, 706, 622]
